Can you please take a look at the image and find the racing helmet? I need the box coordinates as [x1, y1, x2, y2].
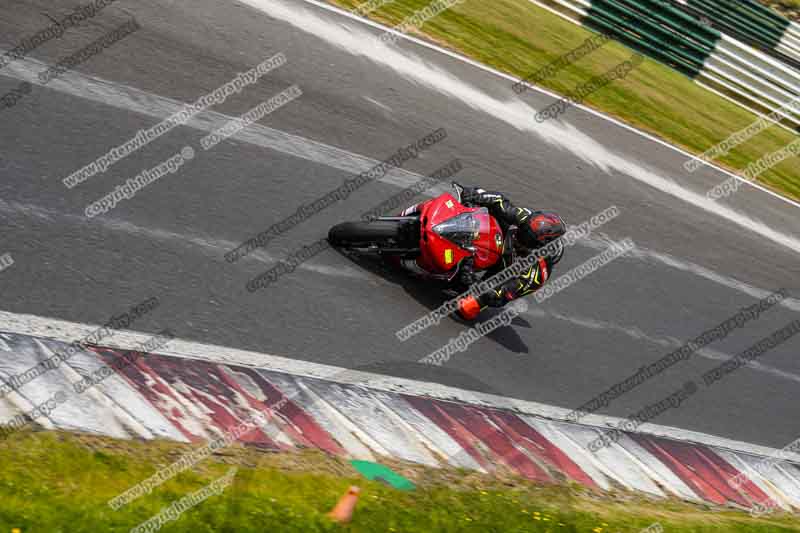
[519, 211, 566, 264]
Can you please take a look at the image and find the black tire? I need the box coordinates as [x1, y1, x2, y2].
[328, 220, 403, 248]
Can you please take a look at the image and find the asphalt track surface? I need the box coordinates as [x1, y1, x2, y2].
[1, 0, 799, 448]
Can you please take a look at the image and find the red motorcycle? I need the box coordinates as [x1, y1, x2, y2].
[328, 184, 508, 281]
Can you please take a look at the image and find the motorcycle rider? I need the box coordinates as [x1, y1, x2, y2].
[400, 183, 566, 320]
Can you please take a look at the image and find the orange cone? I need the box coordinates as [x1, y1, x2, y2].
[327, 485, 361, 523]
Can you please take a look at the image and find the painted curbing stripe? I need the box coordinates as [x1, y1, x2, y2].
[6, 329, 800, 510]
[73, 348, 188, 441]
[635, 435, 730, 505]
[546, 421, 667, 496]
[716, 450, 796, 511]
[606, 430, 701, 500]
[0, 334, 185, 440]
[524, 418, 613, 490]
[406, 397, 554, 482]
[2, 309, 799, 465]
[485, 409, 599, 487]
[370, 389, 485, 471]
[255, 371, 378, 459]
[305, 379, 441, 466]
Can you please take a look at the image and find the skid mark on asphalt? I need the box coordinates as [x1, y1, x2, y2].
[302, 0, 800, 210]
[583, 234, 800, 314]
[0, 53, 431, 193]
[363, 96, 393, 112]
[0, 198, 366, 280]
[1, 34, 796, 305]
[242, 0, 800, 256]
[526, 307, 800, 385]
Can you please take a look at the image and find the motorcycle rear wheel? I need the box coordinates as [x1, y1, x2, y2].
[328, 220, 403, 248]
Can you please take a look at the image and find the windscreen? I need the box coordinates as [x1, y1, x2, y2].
[432, 208, 490, 249]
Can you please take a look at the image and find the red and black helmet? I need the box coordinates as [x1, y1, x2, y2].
[519, 211, 566, 263]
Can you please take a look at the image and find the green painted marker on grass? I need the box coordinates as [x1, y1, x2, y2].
[350, 460, 416, 491]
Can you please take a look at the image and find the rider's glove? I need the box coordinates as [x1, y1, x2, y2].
[457, 185, 486, 206]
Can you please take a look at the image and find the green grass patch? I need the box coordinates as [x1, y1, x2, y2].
[760, 1, 800, 22]
[330, 0, 800, 200]
[766, 0, 800, 11]
[1, 430, 800, 532]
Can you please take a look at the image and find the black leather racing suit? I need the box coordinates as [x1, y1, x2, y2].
[456, 187, 558, 310]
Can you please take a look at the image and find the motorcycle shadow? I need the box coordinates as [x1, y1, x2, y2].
[333, 250, 531, 354]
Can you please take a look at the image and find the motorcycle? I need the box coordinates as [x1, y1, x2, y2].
[328, 183, 511, 282]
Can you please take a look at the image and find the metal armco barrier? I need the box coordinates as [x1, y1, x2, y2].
[531, 0, 800, 131]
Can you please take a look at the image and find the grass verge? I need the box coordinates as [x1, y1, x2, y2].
[1, 430, 799, 532]
[326, 0, 800, 201]
[759, 0, 800, 21]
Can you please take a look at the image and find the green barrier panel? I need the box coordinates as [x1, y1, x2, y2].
[612, 0, 719, 50]
[682, 0, 795, 63]
[586, 0, 713, 76]
[583, 9, 705, 77]
[689, 0, 784, 48]
[581, 0, 800, 81]
[593, 0, 709, 60]
[629, 0, 721, 45]
[565, 0, 797, 85]
[714, 0, 789, 36]
[739, 0, 793, 30]
[671, 0, 800, 72]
